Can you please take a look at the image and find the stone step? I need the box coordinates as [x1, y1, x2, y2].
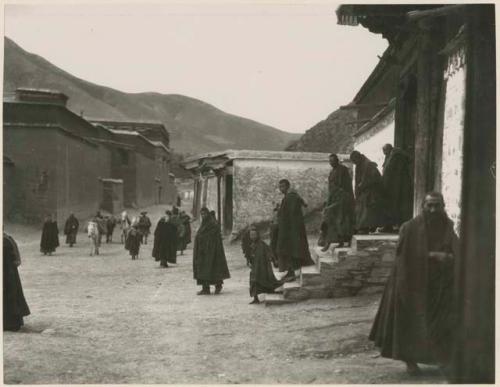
[351, 233, 399, 251]
[300, 266, 322, 287]
[263, 293, 296, 306]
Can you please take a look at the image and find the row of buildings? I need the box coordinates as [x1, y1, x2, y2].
[4, 88, 178, 225]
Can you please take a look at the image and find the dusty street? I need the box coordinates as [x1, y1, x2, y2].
[4, 206, 445, 384]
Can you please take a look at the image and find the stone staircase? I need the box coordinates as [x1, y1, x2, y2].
[264, 234, 399, 306]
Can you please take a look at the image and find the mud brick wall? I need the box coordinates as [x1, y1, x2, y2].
[320, 236, 398, 297]
[231, 158, 332, 235]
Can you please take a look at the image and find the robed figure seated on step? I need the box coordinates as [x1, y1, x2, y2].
[369, 192, 458, 377]
[242, 226, 282, 304]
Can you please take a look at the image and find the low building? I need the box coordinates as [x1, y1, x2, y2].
[183, 150, 351, 237]
[3, 88, 177, 224]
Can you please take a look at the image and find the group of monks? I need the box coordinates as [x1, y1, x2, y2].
[241, 146, 458, 378]
[6, 143, 458, 380]
[319, 145, 412, 252]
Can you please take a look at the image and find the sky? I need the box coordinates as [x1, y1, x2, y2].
[4, 2, 388, 133]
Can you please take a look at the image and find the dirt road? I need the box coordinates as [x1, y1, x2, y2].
[4, 206, 445, 384]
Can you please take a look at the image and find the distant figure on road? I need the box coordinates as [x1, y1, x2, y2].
[193, 207, 230, 295]
[381, 144, 413, 233]
[349, 150, 384, 234]
[171, 207, 186, 255]
[120, 211, 132, 244]
[369, 192, 458, 376]
[180, 211, 192, 251]
[4, 232, 30, 331]
[125, 219, 142, 260]
[275, 179, 314, 283]
[87, 220, 100, 256]
[137, 211, 152, 244]
[64, 213, 79, 247]
[40, 214, 59, 256]
[105, 215, 117, 243]
[242, 226, 282, 304]
[152, 210, 177, 268]
[95, 212, 106, 245]
[320, 153, 355, 250]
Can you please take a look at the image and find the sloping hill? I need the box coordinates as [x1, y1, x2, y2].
[4, 37, 299, 154]
[286, 107, 357, 154]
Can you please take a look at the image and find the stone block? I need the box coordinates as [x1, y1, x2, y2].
[357, 285, 385, 296]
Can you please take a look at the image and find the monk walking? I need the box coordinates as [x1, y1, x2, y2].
[369, 192, 458, 376]
[275, 179, 314, 282]
[321, 153, 355, 250]
[193, 207, 230, 295]
[349, 150, 384, 234]
[381, 144, 413, 232]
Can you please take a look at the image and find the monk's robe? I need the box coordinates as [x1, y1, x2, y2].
[125, 227, 142, 257]
[40, 220, 59, 254]
[276, 190, 314, 271]
[152, 217, 178, 265]
[193, 217, 230, 285]
[354, 155, 384, 231]
[245, 239, 282, 297]
[369, 213, 458, 365]
[4, 233, 30, 331]
[382, 148, 413, 226]
[64, 215, 79, 246]
[322, 186, 354, 245]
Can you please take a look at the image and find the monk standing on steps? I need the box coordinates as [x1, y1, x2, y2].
[193, 207, 230, 295]
[275, 179, 314, 283]
[369, 192, 458, 377]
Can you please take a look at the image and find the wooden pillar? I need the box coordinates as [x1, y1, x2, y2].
[451, 5, 496, 383]
[413, 19, 441, 214]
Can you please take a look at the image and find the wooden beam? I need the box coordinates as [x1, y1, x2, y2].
[407, 5, 465, 21]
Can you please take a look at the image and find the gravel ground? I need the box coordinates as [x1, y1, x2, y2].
[3, 205, 446, 384]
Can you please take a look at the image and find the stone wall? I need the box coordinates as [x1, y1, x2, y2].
[353, 107, 395, 174]
[441, 46, 467, 234]
[232, 158, 333, 235]
[316, 235, 398, 297]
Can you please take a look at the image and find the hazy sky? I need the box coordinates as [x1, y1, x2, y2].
[4, 2, 388, 133]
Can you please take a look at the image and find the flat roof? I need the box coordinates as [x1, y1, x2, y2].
[183, 149, 351, 170]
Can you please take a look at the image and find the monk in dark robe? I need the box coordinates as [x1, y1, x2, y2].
[369, 192, 458, 376]
[63, 213, 79, 247]
[180, 211, 192, 250]
[137, 212, 152, 244]
[40, 214, 59, 255]
[4, 233, 30, 331]
[381, 144, 413, 232]
[276, 179, 314, 282]
[125, 223, 142, 260]
[321, 154, 355, 250]
[105, 216, 117, 243]
[171, 207, 186, 255]
[152, 211, 178, 268]
[193, 207, 230, 295]
[349, 150, 384, 234]
[243, 226, 282, 304]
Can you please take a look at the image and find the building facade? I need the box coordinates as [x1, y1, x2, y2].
[3, 88, 177, 225]
[337, 5, 495, 382]
[183, 150, 351, 237]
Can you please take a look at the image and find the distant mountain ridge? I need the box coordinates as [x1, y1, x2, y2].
[4, 37, 299, 154]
